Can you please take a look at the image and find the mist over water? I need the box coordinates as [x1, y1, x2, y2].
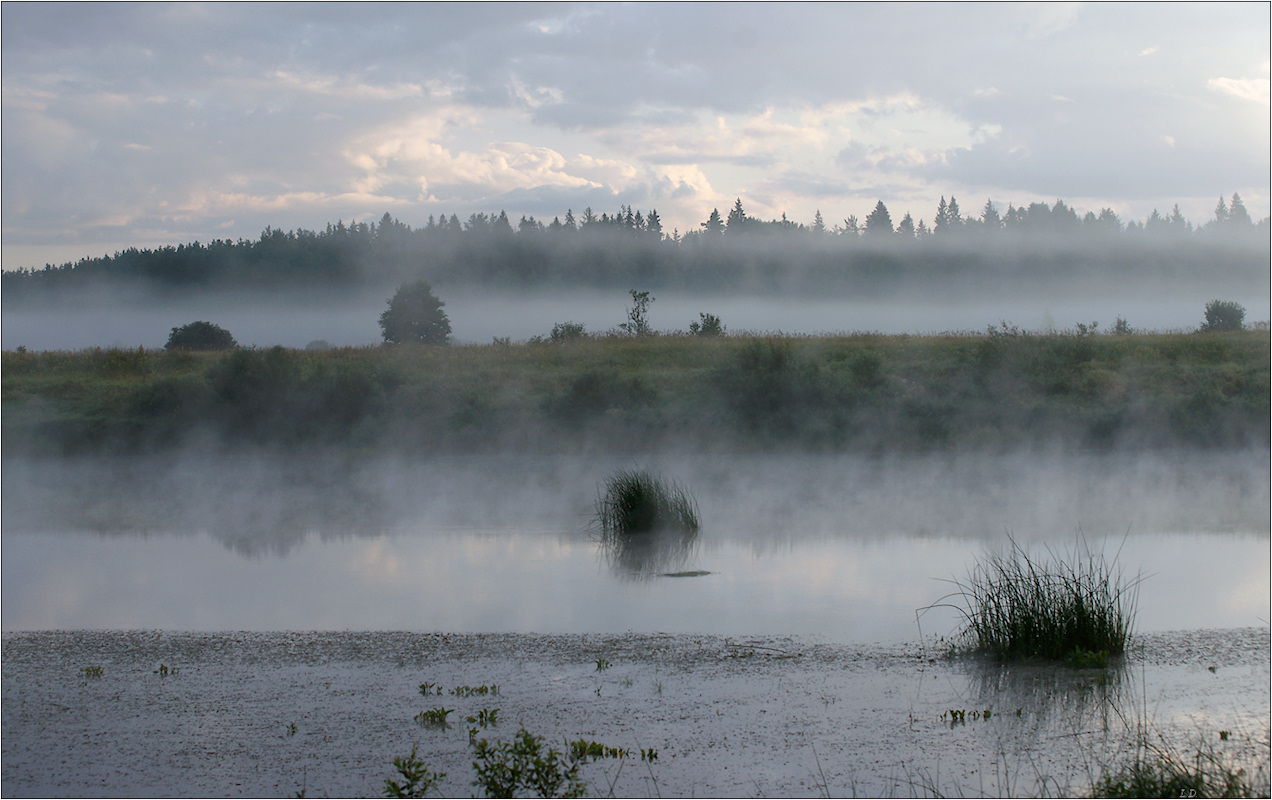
[3, 285, 1270, 351]
[3, 449, 1267, 640]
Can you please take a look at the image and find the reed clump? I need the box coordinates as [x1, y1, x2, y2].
[595, 469, 699, 536]
[943, 536, 1139, 661]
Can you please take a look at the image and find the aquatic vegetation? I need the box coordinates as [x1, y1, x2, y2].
[1065, 647, 1111, 669]
[941, 708, 993, 727]
[414, 707, 453, 728]
[593, 469, 701, 576]
[594, 469, 699, 537]
[383, 746, 446, 798]
[79, 665, 103, 679]
[471, 728, 587, 798]
[465, 708, 499, 728]
[933, 535, 1139, 661]
[594, 658, 610, 673]
[451, 684, 499, 698]
[567, 738, 658, 763]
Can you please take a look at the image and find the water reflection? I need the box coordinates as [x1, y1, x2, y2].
[964, 656, 1129, 736]
[2, 450, 1267, 637]
[593, 526, 700, 577]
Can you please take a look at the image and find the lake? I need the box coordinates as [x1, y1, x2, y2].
[3, 449, 1267, 641]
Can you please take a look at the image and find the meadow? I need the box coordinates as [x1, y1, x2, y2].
[2, 329, 1267, 456]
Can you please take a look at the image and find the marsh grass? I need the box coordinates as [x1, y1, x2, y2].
[592, 469, 700, 575]
[594, 469, 699, 537]
[1092, 737, 1266, 798]
[933, 535, 1140, 661]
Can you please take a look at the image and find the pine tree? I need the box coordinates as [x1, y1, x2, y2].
[933, 196, 951, 234]
[865, 200, 894, 236]
[1212, 195, 1230, 228]
[980, 199, 1001, 231]
[1167, 204, 1190, 235]
[812, 209, 826, 234]
[1229, 193, 1252, 227]
[701, 208, 724, 236]
[725, 198, 748, 235]
[645, 209, 663, 238]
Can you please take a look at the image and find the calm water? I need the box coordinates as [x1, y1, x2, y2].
[3, 450, 1267, 640]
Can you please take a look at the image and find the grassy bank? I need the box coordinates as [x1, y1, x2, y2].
[2, 330, 1267, 455]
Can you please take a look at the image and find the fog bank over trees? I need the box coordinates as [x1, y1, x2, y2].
[3, 194, 1267, 303]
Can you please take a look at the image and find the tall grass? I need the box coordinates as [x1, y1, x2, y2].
[4, 330, 1268, 454]
[594, 469, 699, 536]
[937, 536, 1139, 661]
[1093, 736, 1267, 798]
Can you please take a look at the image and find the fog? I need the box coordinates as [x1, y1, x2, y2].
[4, 449, 1268, 640]
[3, 223, 1269, 642]
[4, 285, 1269, 351]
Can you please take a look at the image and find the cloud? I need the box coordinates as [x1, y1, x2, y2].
[1, 2, 1268, 266]
[1207, 76, 1271, 106]
[269, 70, 426, 102]
[345, 111, 599, 202]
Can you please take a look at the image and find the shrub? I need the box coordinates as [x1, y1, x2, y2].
[688, 312, 724, 336]
[380, 281, 451, 344]
[618, 290, 653, 336]
[383, 746, 446, 798]
[933, 536, 1138, 660]
[595, 469, 699, 536]
[1201, 300, 1246, 333]
[549, 322, 587, 342]
[547, 370, 654, 421]
[847, 350, 885, 389]
[471, 728, 587, 798]
[165, 321, 236, 351]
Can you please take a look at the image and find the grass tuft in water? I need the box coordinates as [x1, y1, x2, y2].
[938, 535, 1139, 661]
[594, 469, 699, 536]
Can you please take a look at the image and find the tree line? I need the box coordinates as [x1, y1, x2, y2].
[3, 193, 1267, 296]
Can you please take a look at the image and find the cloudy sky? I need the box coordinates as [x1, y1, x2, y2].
[2, 2, 1268, 269]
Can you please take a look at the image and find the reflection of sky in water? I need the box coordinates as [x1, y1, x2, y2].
[3, 450, 1267, 638]
[3, 527, 1267, 640]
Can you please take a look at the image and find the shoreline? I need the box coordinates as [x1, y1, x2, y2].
[4, 627, 1268, 797]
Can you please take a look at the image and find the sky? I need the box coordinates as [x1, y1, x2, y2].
[2, 2, 1269, 270]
